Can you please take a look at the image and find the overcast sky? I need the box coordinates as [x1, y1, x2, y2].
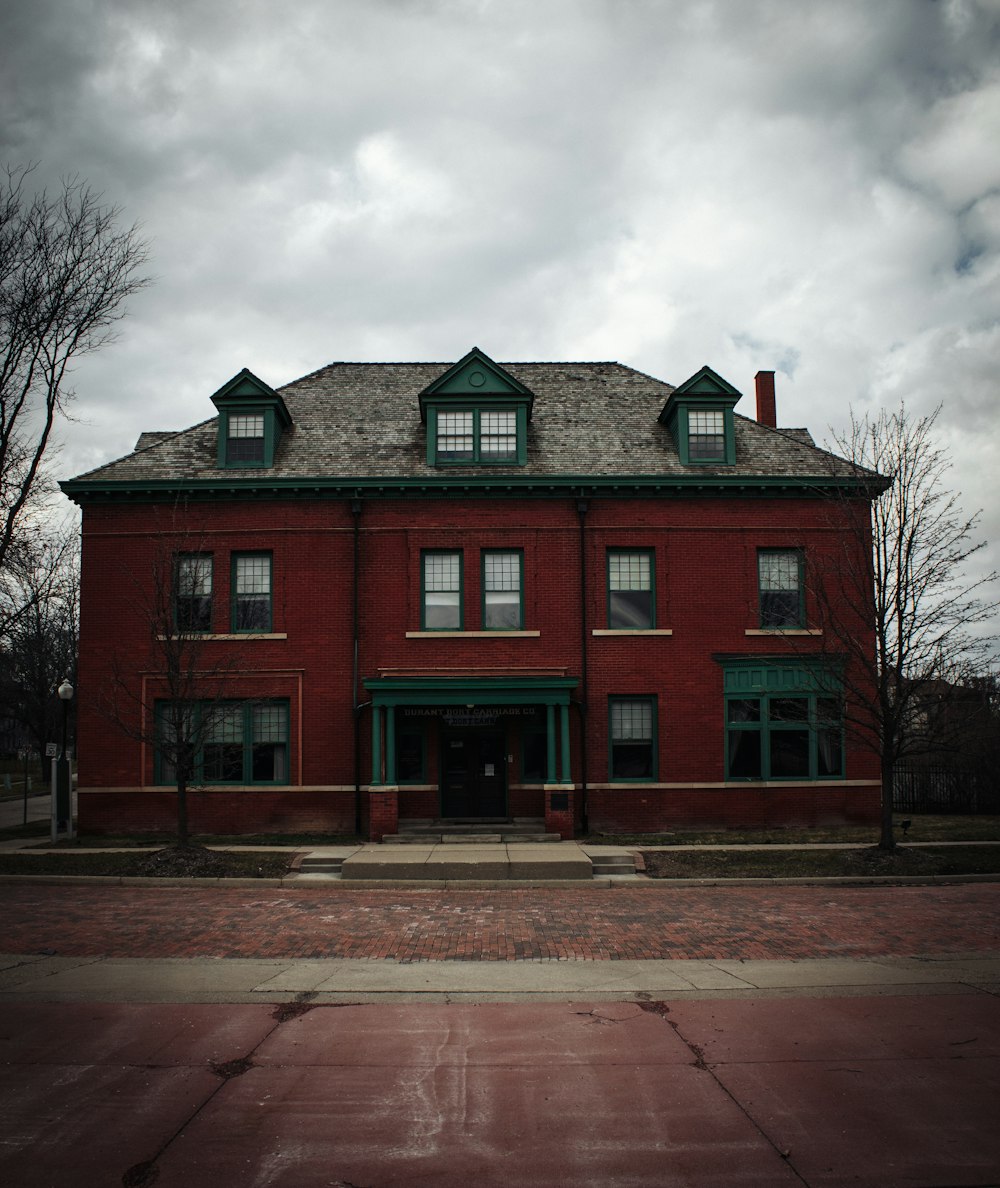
[3, 0, 998, 602]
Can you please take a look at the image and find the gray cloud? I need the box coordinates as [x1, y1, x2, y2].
[3, 0, 998, 614]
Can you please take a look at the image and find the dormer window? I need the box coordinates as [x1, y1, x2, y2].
[688, 410, 726, 461]
[420, 348, 533, 469]
[227, 414, 265, 464]
[210, 368, 292, 470]
[659, 365, 740, 467]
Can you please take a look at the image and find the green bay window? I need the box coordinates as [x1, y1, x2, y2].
[607, 549, 654, 628]
[609, 696, 657, 780]
[483, 550, 523, 629]
[156, 700, 289, 785]
[724, 661, 843, 781]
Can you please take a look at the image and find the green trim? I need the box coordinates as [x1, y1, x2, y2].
[431, 406, 523, 467]
[231, 552, 273, 632]
[62, 471, 883, 505]
[421, 549, 463, 630]
[211, 369, 292, 471]
[418, 347, 534, 421]
[364, 675, 578, 708]
[608, 695, 658, 782]
[606, 547, 655, 629]
[481, 548, 524, 630]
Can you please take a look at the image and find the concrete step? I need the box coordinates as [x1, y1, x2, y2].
[341, 844, 593, 882]
[383, 831, 563, 845]
[590, 855, 637, 877]
[296, 855, 344, 878]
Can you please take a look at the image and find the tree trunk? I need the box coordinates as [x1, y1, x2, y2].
[176, 777, 189, 847]
[878, 750, 896, 850]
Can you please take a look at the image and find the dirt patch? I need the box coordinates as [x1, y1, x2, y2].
[640, 845, 1000, 880]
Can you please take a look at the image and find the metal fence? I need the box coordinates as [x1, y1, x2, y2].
[892, 766, 999, 814]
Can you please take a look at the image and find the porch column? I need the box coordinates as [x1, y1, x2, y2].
[559, 702, 571, 784]
[384, 704, 397, 785]
[546, 703, 557, 783]
[370, 704, 382, 785]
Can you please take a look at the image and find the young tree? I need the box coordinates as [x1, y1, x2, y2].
[815, 404, 998, 849]
[0, 165, 149, 632]
[100, 513, 256, 847]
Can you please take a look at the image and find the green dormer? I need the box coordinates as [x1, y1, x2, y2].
[210, 369, 292, 469]
[658, 365, 741, 466]
[419, 348, 533, 467]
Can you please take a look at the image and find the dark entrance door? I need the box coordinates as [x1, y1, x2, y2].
[440, 729, 507, 818]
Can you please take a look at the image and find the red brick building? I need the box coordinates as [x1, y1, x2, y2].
[63, 349, 882, 838]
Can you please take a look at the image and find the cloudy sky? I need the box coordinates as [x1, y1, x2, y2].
[3, 0, 998, 594]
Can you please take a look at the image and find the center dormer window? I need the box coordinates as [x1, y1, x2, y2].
[227, 414, 265, 464]
[420, 348, 533, 469]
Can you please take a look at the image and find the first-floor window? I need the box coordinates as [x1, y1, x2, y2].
[609, 697, 656, 780]
[395, 728, 425, 783]
[727, 692, 842, 780]
[157, 700, 288, 785]
[423, 551, 462, 629]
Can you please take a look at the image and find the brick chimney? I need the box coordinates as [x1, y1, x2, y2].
[755, 370, 776, 428]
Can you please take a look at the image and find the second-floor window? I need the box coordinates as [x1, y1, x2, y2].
[175, 554, 213, 632]
[423, 551, 462, 629]
[758, 549, 804, 627]
[607, 549, 654, 628]
[232, 554, 272, 631]
[483, 550, 522, 629]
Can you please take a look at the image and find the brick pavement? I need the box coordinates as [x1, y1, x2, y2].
[3, 881, 998, 960]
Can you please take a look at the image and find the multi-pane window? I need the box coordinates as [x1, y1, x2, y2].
[175, 555, 213, 632]
[395, 729, 425, 783]
[226, 413, 265, 464]
[758, 549, 804, 627]
[436, 411, 474, 461]
[157, 700, 289, 785]
[727, 693, 842, 780]
[688, 409, 725, 461]
[232, 554, 272, 631]
[483, 551, 522, 629]
[423, 552, 462, 629]
[480, 411, 517, 461]
[433, 408, 520, 465]
[609, 697, 656, 780]
[607, 549, 654, 628]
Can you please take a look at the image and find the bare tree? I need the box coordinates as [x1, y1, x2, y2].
[814, 404, 998, 849]
[0, 165, 149, 628]
[101, 514, 255, 847]
[1, 523, 79, 782]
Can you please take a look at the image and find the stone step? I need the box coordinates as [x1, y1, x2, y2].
[296, 856, 344, 877]
[590, 855, 637, 876]
[383, 832, 562, 845]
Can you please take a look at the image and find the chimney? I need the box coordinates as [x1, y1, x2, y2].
[755, 370, 776, 428]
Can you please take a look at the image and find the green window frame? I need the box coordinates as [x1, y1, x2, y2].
[482, 550, 523, 629]
[430, 407, 525, 466]
[607, 549, 655, 628]
[232, 553, 272, 632]
[174, 554, 213, 633]
[422, 550, 463, 629]
[758, 549, 804, 628]
[688, 409, 726, 461]
[156, 700, 289, 785]
[726, 692, 843, 781]
[224, 411, 266, 466]
[608, 696, 657, 781]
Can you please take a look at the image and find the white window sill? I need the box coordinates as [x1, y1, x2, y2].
[592, 629, 673, 636]
[405, 630, 541, 638]
[156, 633, 288, 641]
[744, 629, 822, 636]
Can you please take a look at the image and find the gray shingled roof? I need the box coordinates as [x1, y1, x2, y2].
[67, 361, 867, 486]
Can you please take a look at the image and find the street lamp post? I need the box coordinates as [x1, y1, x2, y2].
[51, 678, 74, 842]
